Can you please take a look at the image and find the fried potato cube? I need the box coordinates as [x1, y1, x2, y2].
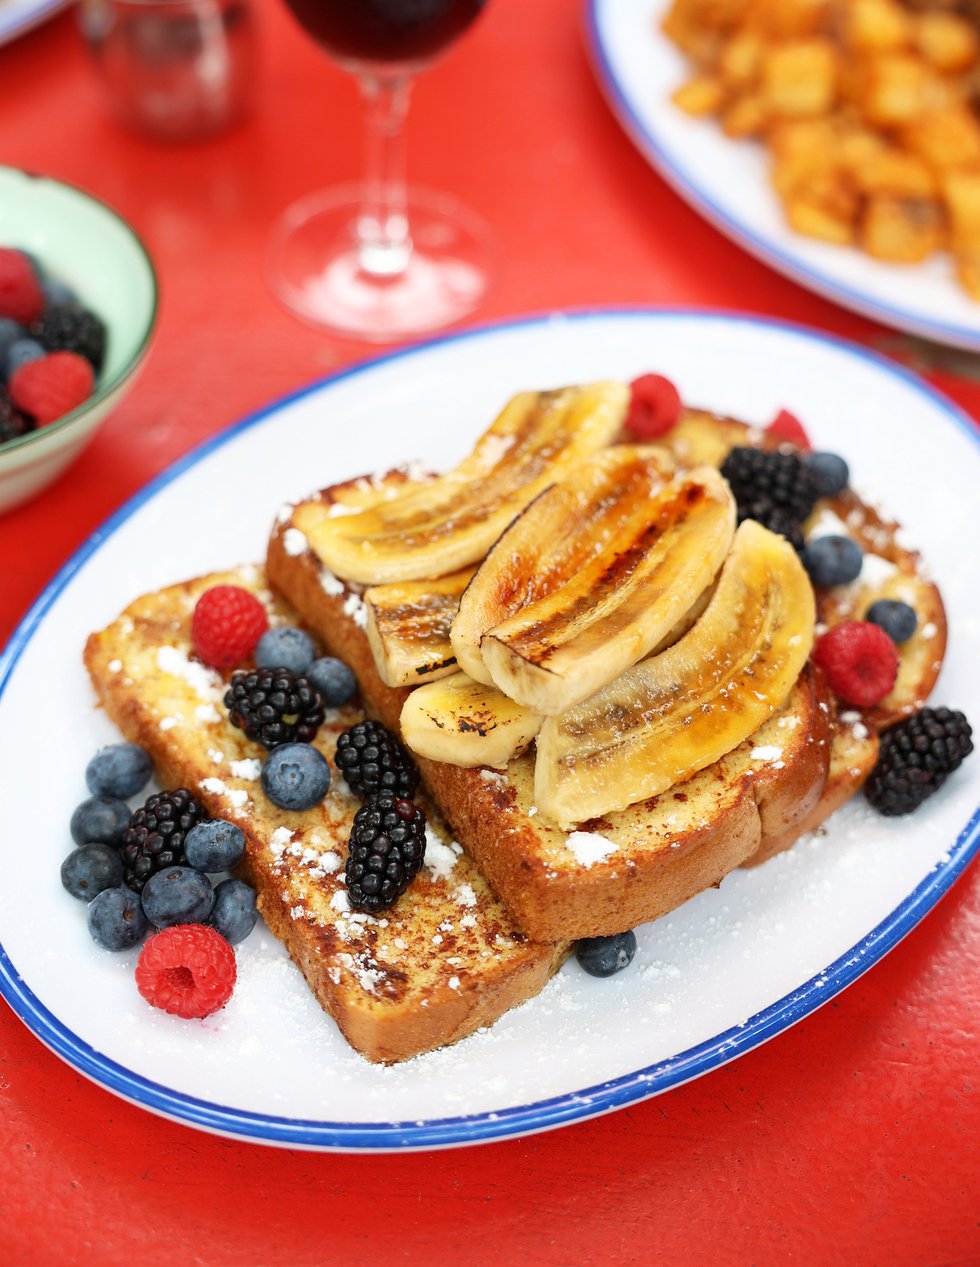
[942, 169, 980, 251]
[719, 31, 764, 88]
[769, 117, 841, 195]
[837, 126, 888, 174]
[841, 0, 911, 54]
[722, 93, 767, 137]
[852, 147, 937, 198]
[745, 0, 829, 39]
[761, 39, 839, 117]
[901, 105, 980, 171]
[662, 0, 741, 63]
[784, 168, 859, 244]
[913, 13, 980, 74]
[855, 54, 945, 127]
[672, 74, 727, 117]
[859, 194, 944, 262]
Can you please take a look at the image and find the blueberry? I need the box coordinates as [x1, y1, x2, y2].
[85, 742, 153, 799]
[209, 878, 258, 945]
[307, 656, 357, 707]
[185, 819, 245, 872]
[866, 599, 918, 645]
[261, 742, 330, 811]
[141, 866, 215, 928]
[41, 279, 76, 309]
[0, 318, 24, 365]
[70, 795, 131, 846]
[61, 844, 124, 900]
[803, 535, 863, 587]
[576, 930, 638, 978]
[5, 337, 44, 379]
[803, 451, 849, 497]
[255, 625, 316, 675]
[87, 886, 148, 951]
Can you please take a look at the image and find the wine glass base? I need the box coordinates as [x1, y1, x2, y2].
[268, 184, 494, 342]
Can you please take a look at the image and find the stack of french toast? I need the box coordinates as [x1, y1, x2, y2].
[84, 378, 951, 1064]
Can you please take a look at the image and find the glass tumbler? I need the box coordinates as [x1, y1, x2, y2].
[79, 0, 256, 141]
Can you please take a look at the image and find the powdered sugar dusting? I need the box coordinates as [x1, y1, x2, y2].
[156, 645, 223, 702]
[565, 831, 617, 868]
[282, 527, 308, 557]
[229, 758, 262, 780]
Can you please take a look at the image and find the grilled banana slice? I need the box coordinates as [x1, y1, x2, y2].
[450, 446, 675, 687]
[400, 672, 543, 769]
[534, 520, 816, 826]
[471, 463, 735, 714]
[364, 568, 475, 688]
[305, 381, 629, 585]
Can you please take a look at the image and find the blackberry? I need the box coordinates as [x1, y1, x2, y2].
[345, 793, 427, 913]
[736, 497, 805, 554]
[224, 666, 325, 749]
[0, 389, 32, 444]
[721, 446, 820, 523]
[32, 304, 106, 372]
[865, 707, 973, 816]
[120, 788, 205, 893]
[335, 719, 418, 799]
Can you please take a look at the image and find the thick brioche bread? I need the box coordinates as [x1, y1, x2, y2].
[83, 567, 566, 1064]
[268, 493, 845, 942]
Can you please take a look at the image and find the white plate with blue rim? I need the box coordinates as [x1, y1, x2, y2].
[585, 0, 980, 353]
[0, 0, 71, 46]
[0, 309, 977, 1151]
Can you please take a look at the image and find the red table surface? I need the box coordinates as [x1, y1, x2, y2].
[2, 2, 979, 1264]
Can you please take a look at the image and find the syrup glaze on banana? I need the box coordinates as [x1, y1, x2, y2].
[534, 520, 816, 826]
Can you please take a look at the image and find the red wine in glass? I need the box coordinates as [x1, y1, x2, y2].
[269, 0, 494, 340]
[281, 0, 487, 67]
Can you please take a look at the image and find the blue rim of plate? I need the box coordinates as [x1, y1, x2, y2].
[583, 1, 980, 354]
[0, 0, 70, 45]
[0, 307, 978, 1151]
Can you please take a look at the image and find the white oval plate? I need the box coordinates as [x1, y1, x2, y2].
[0, 310, 978, 1152]
[585, 1, 980, 352]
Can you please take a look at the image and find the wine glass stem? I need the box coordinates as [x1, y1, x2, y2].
[356, 71, 414, 279]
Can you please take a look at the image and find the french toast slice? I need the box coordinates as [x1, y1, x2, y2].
[83, 567, 566, 1064]
[268, 490, 841, 942]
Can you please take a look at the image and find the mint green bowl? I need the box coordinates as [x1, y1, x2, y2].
[0, 168, 158, 514]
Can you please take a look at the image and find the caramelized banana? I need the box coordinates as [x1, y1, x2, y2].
[400, 672, 542, 769]
[534, 521, 816, 826]
[305, 382, 629, 585]
[450, 446, 676, 687]
[364, 568, 475, 688]
[476, 464, 735, 714]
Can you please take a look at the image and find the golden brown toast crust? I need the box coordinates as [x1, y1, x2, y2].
[83, 567, 566, 1064]
[268, 504, 835, 942]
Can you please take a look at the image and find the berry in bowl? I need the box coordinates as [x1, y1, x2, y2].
[0, 167, 158, 514]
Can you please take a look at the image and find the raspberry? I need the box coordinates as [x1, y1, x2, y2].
[9, 350, 94, 425]
[135, 924, 237, 1019]
[0, 248, 43, 326]
[767, 408, 811, 450]
[191, 585, 269, 669]
[625, 373, 682, 439]
[814, 621, 900, 708]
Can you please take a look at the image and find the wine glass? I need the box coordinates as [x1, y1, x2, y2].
[269, 0, 493, 341]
